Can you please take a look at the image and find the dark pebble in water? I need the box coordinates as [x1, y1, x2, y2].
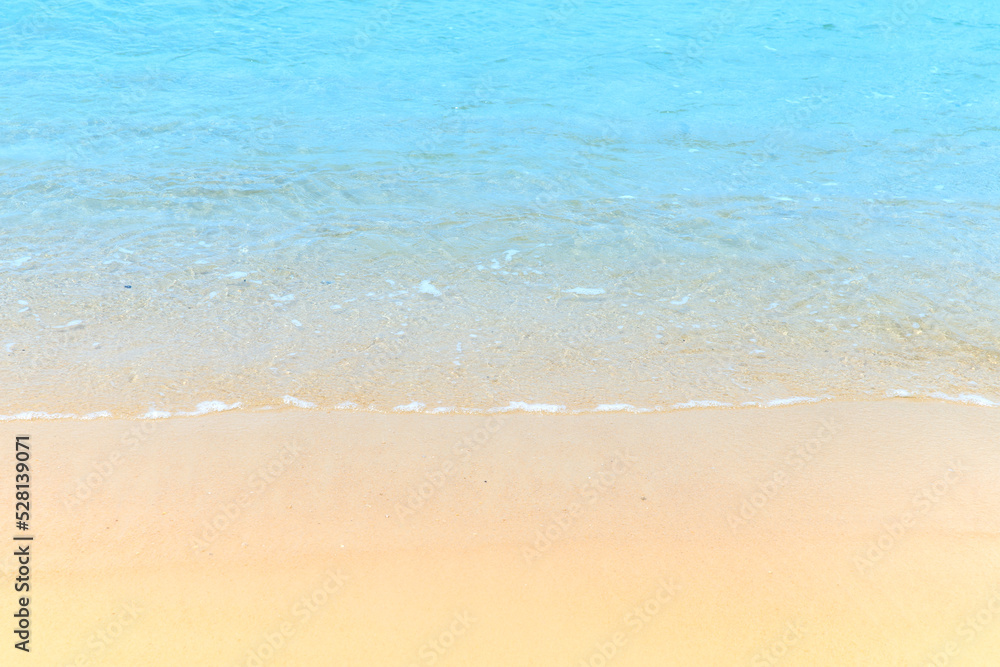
[125, 285, 132, 288]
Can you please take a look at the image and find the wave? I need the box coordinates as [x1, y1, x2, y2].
[2, 390, 997, 421]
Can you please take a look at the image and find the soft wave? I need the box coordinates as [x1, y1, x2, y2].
[2, 390, 996, 421]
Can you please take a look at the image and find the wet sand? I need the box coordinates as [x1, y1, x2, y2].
[3, 400, 999, 665]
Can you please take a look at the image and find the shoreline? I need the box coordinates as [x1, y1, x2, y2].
[2, 390, 999, 424]
[4, 400, 999, 665]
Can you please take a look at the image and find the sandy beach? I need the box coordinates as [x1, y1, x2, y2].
[6, 1, 1000, 664]
[3, 399, 998, 666]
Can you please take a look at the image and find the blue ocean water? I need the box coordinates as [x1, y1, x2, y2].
[2, 0, 999, 416]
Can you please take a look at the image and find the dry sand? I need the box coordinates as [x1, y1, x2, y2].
[2, 400, 999, 665]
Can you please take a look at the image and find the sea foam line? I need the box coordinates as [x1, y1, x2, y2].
[1, 390, 996, 421]
[0, 411, 112, 422]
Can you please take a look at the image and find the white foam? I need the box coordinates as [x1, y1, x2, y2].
[490, 402, 566, 413]
[672, 400, 730, 409]
[51, 320, 83, 329]
[562, 287, 605, 296]
[178, 401, 242, 416]
[283, 395, 316, 409]
[12, 256, 31, 267]
[270, 294, 295, 302]
[595, 404, 649, 412]
[503, 249, 519, 262]
[418, 281, 442, 297]
[5, 390, 997, 423]
[0, 411, 77, 421]
[764, 396, 830, 407]
[225, 272, 248, 279]
[928, 392, 998, 407]
[670, 296, 690, 305]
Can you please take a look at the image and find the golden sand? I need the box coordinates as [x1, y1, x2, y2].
[2, 400, 999, 665]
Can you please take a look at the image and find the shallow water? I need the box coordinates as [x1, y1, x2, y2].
[2, 0, 999, 416]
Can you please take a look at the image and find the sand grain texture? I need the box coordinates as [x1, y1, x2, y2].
[3, 400, 999, 665]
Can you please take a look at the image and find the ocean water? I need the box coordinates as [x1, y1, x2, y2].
[2, 0, 999, 417]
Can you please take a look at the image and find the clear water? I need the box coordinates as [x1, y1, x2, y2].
[2, 0, 999, 416]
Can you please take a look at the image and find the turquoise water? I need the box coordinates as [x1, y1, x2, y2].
[2, 0, 999, 416]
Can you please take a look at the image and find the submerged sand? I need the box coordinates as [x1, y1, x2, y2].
[2, 400, 999, 665]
